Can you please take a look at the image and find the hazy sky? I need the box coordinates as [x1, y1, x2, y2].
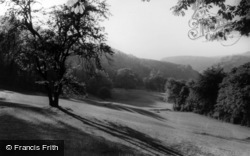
[103, 0, 250, 60]
[1, 0, 249, 60]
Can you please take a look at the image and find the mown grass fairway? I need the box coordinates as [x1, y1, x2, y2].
[0, 89, 250, 156]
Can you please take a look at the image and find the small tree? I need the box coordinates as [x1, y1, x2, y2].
[0, 0, 113, 107]
[165, 78, 187, 111]
[183, 80, 198, 112]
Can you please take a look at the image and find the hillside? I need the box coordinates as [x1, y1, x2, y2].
[162, 51, 250, 73]
[217, 51, 250, 72]
[1, 89, 250, 156]
[161, 56, 222, 72]
[101, 50, 200, 80]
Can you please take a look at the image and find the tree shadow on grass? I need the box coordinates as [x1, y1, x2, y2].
[70, 98, 166, 121]
[194, 132, 250, 144]
[0, 114, 42, 140]
[0, 101, 148, 156]
[58, 106, 183, 156]
[110, 89, 167, 108]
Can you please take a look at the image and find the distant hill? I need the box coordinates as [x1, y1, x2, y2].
[216, 51, 250, 72]
[242, 51, 250, 56]
[161, 56, 222, 72]
[161, 51, 250, 73]
[101, 49, 200, 81]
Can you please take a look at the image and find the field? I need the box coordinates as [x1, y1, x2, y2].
[0, 89, 250, 156]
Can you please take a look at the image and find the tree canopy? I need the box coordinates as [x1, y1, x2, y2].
[114, 68, 138, 89]
[144, 70, 166, 92]
[143, 0, 250, 42]
[215, 63, 250, 125]
[165, 78, 192, 111]
[192, 67, 226, 114]
[174, 0, 250, 40]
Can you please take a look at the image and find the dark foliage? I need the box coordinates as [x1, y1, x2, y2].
[114, 68, 138, 89]
[190, 67, 226, 115]
[0, 21, 42, 92]
[86, 70, 113, 98]
[165, 67, 226, 113]
[0, 57, 42, 92]
[167, 63, 250, 127]
[215, 62, 250, 126]
[171, 0, 250, 40]
[165, 78, 188, 111]
[144, 70, 167, 92]
[142, 0, 250, 39]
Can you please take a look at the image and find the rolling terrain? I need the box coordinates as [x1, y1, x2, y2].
[161, 56, 222, 72]
[217, 52, 250, 72]
[162, 51, 250, 73]
[0, 89, 250, 156]
[100, 50, 200, 80]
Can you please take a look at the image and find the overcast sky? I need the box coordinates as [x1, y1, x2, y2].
[1, 0, 249, 60]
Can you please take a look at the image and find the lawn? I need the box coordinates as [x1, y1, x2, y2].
[0, 89, 250, 156]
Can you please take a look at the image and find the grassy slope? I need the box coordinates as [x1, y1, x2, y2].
[1, 89, 250, 156]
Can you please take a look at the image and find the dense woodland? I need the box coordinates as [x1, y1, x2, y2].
[166, 62, 250, 126]
[0, 46, 199, 97]
[66, 50, 200, 98]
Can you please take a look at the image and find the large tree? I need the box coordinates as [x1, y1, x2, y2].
[191, 67, 226, 115]
[0, 0, 113, 107]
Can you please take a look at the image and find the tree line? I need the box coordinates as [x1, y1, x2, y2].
[0, 49, 168, 100]
[68, 63, 169, 99]
[166, 62, 250, 126]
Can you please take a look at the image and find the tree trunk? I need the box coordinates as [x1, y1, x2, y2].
[48, 92, 59, 107]
[47, 83, 61, 107]
[47, 89, 59, 107]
